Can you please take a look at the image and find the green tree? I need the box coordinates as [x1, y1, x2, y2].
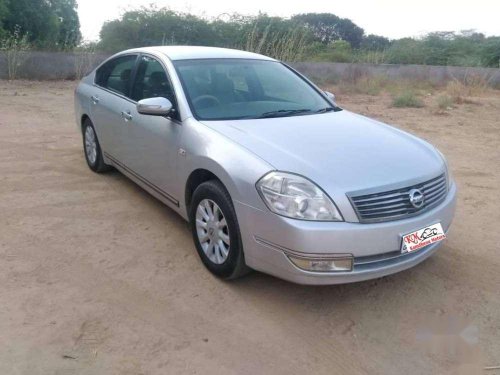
[0, 0, 8, 37]
[53, 0, 82, 49]
[3, 0, 59, 48]
[95, 7, 500, 67]
[292, 13, 364, 48]
[445, 31, 483, 66]
[306, 40, 354, 62]
[210, 14, 249, 48]
[386, 32, 493, 67]
[420, 31, 483, 66]
[361, 34, 391, 51]
[386, 38, 428, 65]
[98, 8, 311, 60]
[2, 0, 80, 49]
[99, 7, 217, 52]
[480, 37, 500, 67]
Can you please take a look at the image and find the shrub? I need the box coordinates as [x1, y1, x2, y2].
[386, 38, 428, 65]
[446, 78, 487, 104]
[392, 90, 424, 108]
[245, 18, 310, 62]
[307, 40, 354, 63]
[436, 95, 453, 110]
[0, 25, 31, 80]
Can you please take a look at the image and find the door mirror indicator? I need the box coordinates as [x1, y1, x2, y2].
[137, 97, 173, 116]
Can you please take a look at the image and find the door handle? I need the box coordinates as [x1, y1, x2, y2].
[90, 95, 100, 104]
[121, 111, 133, 122]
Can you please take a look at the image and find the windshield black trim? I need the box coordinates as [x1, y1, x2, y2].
[173, 58, 341, 121]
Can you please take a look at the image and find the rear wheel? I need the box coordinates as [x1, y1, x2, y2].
[82, 118, 111, 173]
[189, 180, 250, 279]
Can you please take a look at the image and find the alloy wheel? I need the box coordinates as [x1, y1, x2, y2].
[84, 126, 97, 165]
[195, 199, 230, 264]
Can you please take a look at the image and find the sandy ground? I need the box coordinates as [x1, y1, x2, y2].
[0, 80, 499, 375]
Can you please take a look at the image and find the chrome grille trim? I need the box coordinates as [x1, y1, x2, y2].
[348, 174, 448, 223]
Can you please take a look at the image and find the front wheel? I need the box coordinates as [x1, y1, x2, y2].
[189, 180, 250, 279]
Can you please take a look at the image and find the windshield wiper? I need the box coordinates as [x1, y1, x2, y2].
[257, 108, 312, 118]
[315, 107, 336, 113]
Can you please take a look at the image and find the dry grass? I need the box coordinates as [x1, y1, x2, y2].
[333, 75, 437, 98]
[430, 94, 455, 115]
[326, 75, 496, 112]
[336, 76, 387, 95]
[436, 95, 454, 110]
[445, 77, 488, 105]
[446, 74, 490, 104]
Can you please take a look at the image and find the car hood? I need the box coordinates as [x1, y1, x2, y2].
[200, 110, 445, 194]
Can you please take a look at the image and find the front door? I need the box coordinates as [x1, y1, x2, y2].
[123, 54, 182, 204]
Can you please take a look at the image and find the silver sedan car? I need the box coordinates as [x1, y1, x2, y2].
[75, 46, 457, 285]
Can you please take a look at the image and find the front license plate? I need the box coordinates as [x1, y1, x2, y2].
[401, 223, 446, 253]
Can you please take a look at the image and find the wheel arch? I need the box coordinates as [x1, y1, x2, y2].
[185, 168, 227, 212]
[81, 114, 91, 133]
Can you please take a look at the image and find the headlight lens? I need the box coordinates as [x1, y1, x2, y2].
[256, 172, 343, 221]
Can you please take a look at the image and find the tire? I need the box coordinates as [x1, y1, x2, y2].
[82, 118, 111, 173]
[189, 180, 250, 279]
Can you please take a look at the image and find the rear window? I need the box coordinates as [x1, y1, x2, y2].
[95, 55, 137, 97]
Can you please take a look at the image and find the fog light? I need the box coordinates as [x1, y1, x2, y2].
[287, 255, 353, 272]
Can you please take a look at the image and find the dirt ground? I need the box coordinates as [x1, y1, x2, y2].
[0, 80, 499, 375]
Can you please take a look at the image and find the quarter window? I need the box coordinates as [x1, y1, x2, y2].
[95, 55, 137, 97]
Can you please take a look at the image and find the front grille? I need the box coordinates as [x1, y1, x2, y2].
[349, 174, 448, 223]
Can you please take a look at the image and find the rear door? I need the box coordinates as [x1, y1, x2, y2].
[90, 54, 138, 161]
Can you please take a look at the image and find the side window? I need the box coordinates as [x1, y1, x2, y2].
[131, 55, 176, 105]
[95, 55, 137, 97]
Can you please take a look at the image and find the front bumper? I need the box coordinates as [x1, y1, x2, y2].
[235, 182, 457, 285]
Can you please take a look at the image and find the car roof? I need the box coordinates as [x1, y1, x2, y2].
[123, 46, 276, 61]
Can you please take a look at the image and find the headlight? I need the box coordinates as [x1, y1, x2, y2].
[256, 171, 343, 221]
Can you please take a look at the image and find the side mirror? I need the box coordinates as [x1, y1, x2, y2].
[137, 97, 173, 116]
[324, 91, 336, 102]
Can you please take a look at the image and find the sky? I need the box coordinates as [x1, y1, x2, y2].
[78, 0, 500, 41]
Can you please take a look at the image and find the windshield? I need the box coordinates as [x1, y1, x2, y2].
[173, 59, 340, 120]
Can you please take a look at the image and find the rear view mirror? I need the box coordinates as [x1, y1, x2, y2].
[137, 97, 172, 116]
